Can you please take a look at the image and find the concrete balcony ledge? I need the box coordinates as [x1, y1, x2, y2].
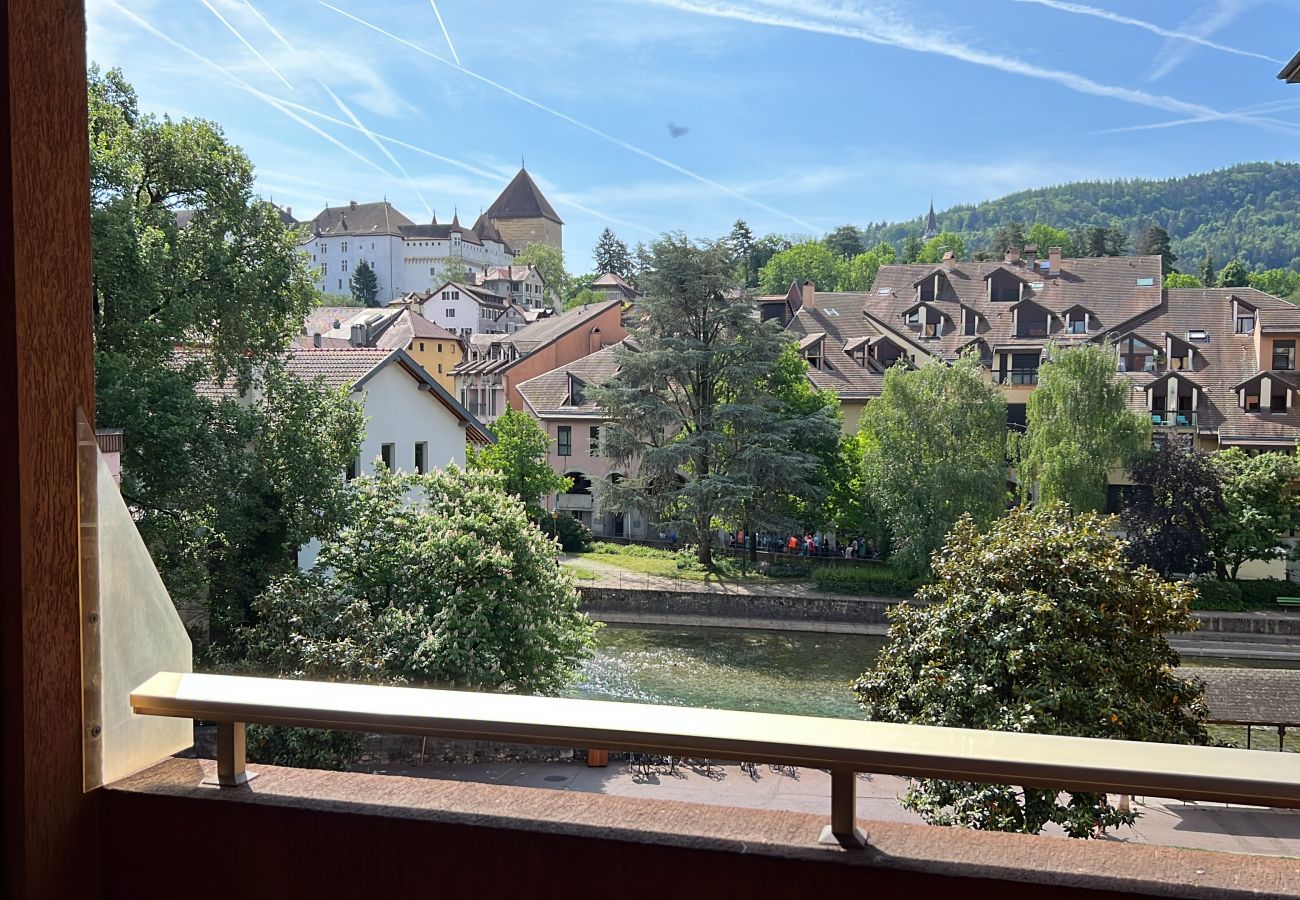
[104, 758, 1300, 898]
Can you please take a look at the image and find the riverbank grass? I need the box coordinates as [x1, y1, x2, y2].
[575, 543, 810, 584]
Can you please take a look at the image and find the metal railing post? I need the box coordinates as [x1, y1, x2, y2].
[820, 767, 866, 848]
[209, 721, 255, 787]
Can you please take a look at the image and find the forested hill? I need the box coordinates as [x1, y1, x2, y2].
[858, 162, 1300, 270]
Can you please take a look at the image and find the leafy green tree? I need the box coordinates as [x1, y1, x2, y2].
[1208, 449, 1300, 580]
[1138, 224, 1177, 276]
[349, 259, 379, 306]
[854, 507, 1208, 839]
[513, 242, 571, 308]
[838, 244, 897, 291]
[758, 240, 841, 293]
[859, 354, 1008, 576]
[750, 233, 793, 281]
[1105, 223, 1129, 256]
[901, 235, 924, 264]
[823, 224, 865, 260]
[1216, 259, 1250, 288]
[1025, 223, 1074, 258]
[89, 66, 363, 634]
[230, 465, 596, 767]
[1248, 268, 1300, 303]
[726, 219, 756, 285]
[1122, 436, 1224, 576]
[467, 406, 569, 517]
[1164, 273, 1203, 288]
[593, 227, 633, 280]
[1199, 249, 1216, 288]
[593, 235, 826, 565]
[1019, 343, 1148, 513]
[916, 231, 966, 264]
[564, 286, 604, 310]
[989, 221, 1026, 257]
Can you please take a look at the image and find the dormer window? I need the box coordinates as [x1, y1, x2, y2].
[905, 309, 920, 325]
[565, 373, 586, 406]
[1187, 329, 1209, 343]
[1068, 319, 1086, 334]
[1237, 313, 1256, 334]
[963, 309, 977, 336]
[1015, 303, 1050, 339]
[1118, 336, 1157, 373]
[988, 269, 1021, 303]
[923, 321, 942, 339]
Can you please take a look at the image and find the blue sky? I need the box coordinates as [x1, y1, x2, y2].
[88, 0, 1299, 269]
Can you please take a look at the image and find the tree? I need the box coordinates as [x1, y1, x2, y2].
[823, 225, 865, 260]
[89, 66, 364, 634]
[859, 354, 1008, 576]
[1105, 222, 1129, 256]
[1026, 223, 1074, 258]
[758, 241, 841, 293]
[592, 234, 827, 566]
[853, 507, 1208, 838]
[1074, 225, 1109, 257]
[901, 235, 924, 264]
[750, 233, 792, 282]
[1216, 259, 1250, 288]
[1208, 449, 1300, 580]
[1199, 249, 1216, 288]
[1122, 436, 1224, 576]
[989, 221, 1027, 257]
[1019, 343, 1148, 513]
[467, 407, 569, 517]
[349, 259, 379, 306]
[725, 219, 755, 285]
[1137, 224, 1177, 277]
[838, 243, 897, 292]
[916, 231, 966, 264]
[1163, 272, 1203, 288]
[593, 227, 633, 281]
[1248, 268, 1300, 302]
[513, 242, 571, 308]
[229, 465, 597, 766]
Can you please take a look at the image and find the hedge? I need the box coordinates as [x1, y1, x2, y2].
[813, 566, 918, 597]
[1190, 578, 1296, 611]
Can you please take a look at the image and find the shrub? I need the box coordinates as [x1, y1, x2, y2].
[813, 565, 917, 597]
[588, 541, 677, 559]
[1236, 578, 1295, 607]
[1189, 579, 1243, 610]
[540, 514, 593, 552]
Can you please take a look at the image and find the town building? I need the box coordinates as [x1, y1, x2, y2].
[516, 342, 648, 538]
[482, 264, 548, 312]
[300, 169, 562, 305]
[589, 272, 642, 303]
[779, 247, 1300, 467]
[454, 298, 627, 423]
[423, 280, 528, 338]
[300, 304, 466, 394]
[281, 347, 492, 567]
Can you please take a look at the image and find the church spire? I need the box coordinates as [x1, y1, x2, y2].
[923, 197, 940, 240]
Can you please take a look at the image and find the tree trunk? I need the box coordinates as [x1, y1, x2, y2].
[697, 510, 712, 567]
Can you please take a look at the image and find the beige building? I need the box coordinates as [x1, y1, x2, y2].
[480, 168, 563, 254]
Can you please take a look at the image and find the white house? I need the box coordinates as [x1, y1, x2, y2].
[423, 280, 527, 339]
[482, 264, 548, 312]
[283, 347, 493, 567]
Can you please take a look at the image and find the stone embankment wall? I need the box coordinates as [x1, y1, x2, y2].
[1192, 611, 1300, 635]
[577, 585, 905, 634]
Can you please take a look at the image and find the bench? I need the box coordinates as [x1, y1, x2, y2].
[1278, 597, 1300, 606]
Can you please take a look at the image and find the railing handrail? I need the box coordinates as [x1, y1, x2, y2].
[132, 671, 1300, 838]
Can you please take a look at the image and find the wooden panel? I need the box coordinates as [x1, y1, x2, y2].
[0, 0, 101, 895]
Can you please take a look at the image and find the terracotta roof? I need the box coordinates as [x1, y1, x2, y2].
[400, 222, 483, 246]
[307, 201, 414, 237]
[304, 306, 369, 336]
[451, 298, 622, 375]
[291, 334, 352, 350]
[370, 308, 461, 351]
[283, 348, 396, 391]
[484, 168, 563, 225]
[1180, 667, 1300, 726]
[517, 343, 624, 416]
[484, 264, 544, 284]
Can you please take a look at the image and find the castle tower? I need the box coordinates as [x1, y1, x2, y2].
[483, 167, 564, 254]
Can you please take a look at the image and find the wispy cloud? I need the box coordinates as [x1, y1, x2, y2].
[319, 2, 822, 231]
[428, 0, 461, 65]
[1011, 0, 1281, 65]
[1097, 98, 1300, 135]
[198, 0, 293, 90]
[239, 0, 294, 51]
[641, 0, 1300, 137]
[1149, 0, 1262, 81]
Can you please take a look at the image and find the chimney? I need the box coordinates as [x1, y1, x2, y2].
[1023, 244, 1037, 267]
[286, 206, 292, 217]
[332, 318, 341, 329]
[349, 323, 367, 347]
[942, 251, 956, 271]
[801, 279, 816, 308]
[312, 332, 323, 349]
[1004, 246, 1021, 263]
[349, 200, 358, 210]
[1048, 246, 1062, 274]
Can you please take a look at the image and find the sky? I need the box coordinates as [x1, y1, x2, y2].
[87, 0, 1300, 269]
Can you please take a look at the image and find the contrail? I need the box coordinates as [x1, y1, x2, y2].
[319, 81, 436, 221]
[198, 0, 294, 90]
[641, 0, 1300, 138]
[1011, 0, 1282, 65]
[319, 2, 821, 231]
[429, 0, 461, 65]
[242, 0, 295, 51]
[1096, 99, 1300, 135]
[106, 0, 392, 180]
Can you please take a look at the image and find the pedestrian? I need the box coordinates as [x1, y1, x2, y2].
[787, 534, 797, 554]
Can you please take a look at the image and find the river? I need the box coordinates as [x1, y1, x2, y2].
[565, 624, 1298, 721]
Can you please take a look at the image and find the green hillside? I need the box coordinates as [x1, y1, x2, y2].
[859, 162, 1300, 271]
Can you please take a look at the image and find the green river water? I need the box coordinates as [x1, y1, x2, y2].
[565, 624, 1297, 721]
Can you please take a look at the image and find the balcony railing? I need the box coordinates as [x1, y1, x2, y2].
[997, 369, 1039, 385]
[132, 671, 1300, 851]
[1151, 411, 1198, 428]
